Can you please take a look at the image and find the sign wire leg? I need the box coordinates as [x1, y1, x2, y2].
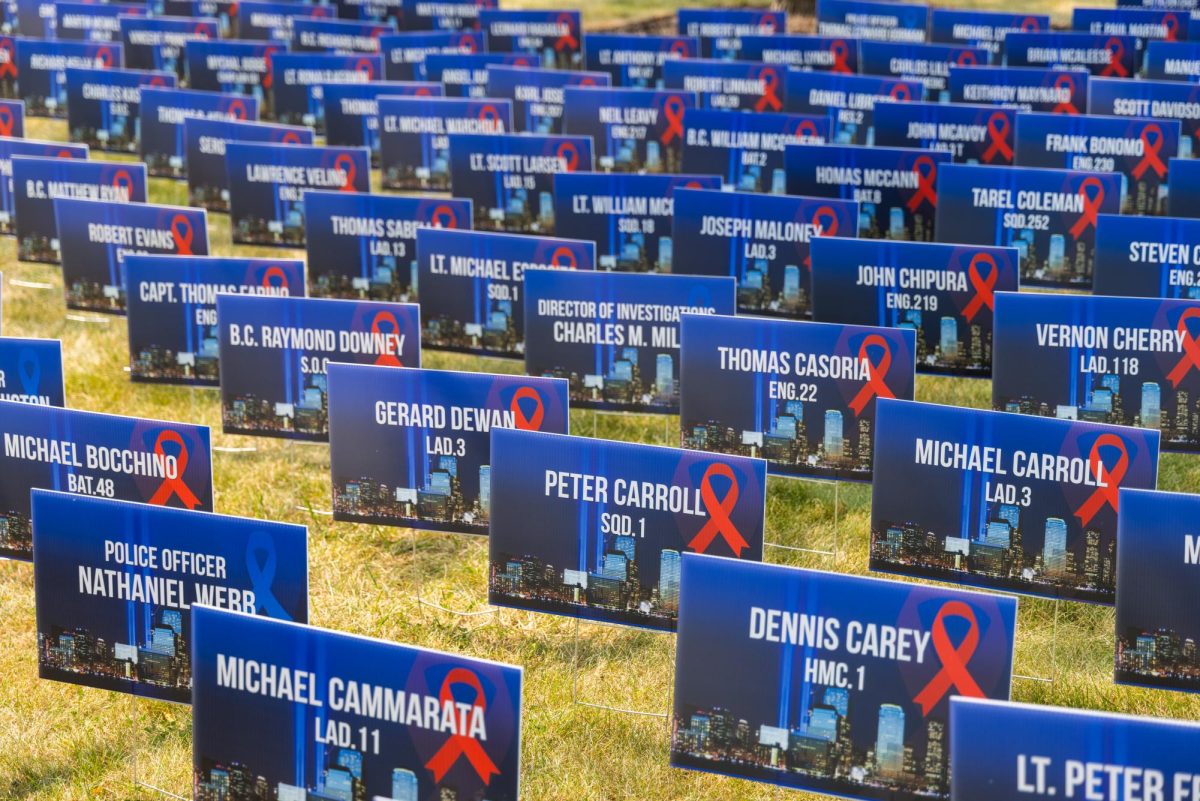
[765, 478, 836, 557]
[571, 620, 669, 719]
[407, 529, 493, 618]
[128, 695, 188, 799]
[288, 440, 332, 516]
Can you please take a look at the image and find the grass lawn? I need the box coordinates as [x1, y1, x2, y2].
[2, 48, 1196, 801]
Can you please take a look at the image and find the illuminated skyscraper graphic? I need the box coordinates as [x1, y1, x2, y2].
[660, 549, 681, 611]
[656, 353, 674, 397]
[1043, 517, 1068, 576]
[823, 409, 844, 459]
[875, 704, 905, 776]
[1141, 381, 1162, 429]
[939, 316, 958, 359]
[392, 768, 418, 801]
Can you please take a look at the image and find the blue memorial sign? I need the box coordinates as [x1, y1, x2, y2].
[166, 0, 236, 37]
[859, 41, 990, 101]
[524, 269, 735, 414]
[680, 314, 916, 482]
[291, 17, 394, 54]
[1005, 32, 1139, 78]
[125, 254, 304, 386]
[0, 137, 88, 236]
[663, 58, 787, 113]
[416, 227, 595, 358]
[0, 337, 64, 406]
[951, 698, 1200, 799]
[870, 397, 1160, 603]
[185, 117, 312, 213]
[324, 80, 441, 168]
[479, 9, 581, 70]
[306, 191, 470, 302]
[185, 39, 280, 101]
[235, 1, 334, 42]
[225, 141, 370, 248]
[448, 132, 591, 235]
[140, 87, 257, 179]
[57, 198, 208, 314]
[489, 430, 767, 630]
[120, 16, 218, 85]
[191, 607, 523, 801]
[422, 52, 534, 98]
[328, 364, 568, 533]
[0, 97, 22, 137]
[928, 9, 1048, 56]
[268, 51, 380, 132]
[400, 0, 496, 31]
[485, 65, 608, 135]
[817, 0, 930, 43]
[54, 2, 144, 43]
[1014, 112, 1179, 216]
[737, 33, 859, 73]
[12, 157, 147, 265]
[1088, 77, 1200, 159]
[672, 187, 856, 320]
[65, 66, 174, 153]
[14, 0, 53, 38]
[379, 30, 481, 81]
[948, 65, 1087, 114]
[31, 491, 308, 703]
[331, 0, 401, 25]
[379, 96, 512, 192]
[1116, 489, 1200, 691]
[1144, 41, 1200, 80]
[16, 41, 123, 118]
[680, 108, 829, 192]
[677, 8, 785, 59]
[936, 163, 1121, 288]
[217, 295, 420, 441]
[993, 292, 1200, 455]
[1171, 158, 1200, 217]
[554, 172, 721, 274]
[582, 33, 697, 89]
[671, 555, 1017, 800]
[1093, 214, 1200, 298]
[0, 401, 215, 561]
[562, 86, 694, 174]
[785, 71, 924, 147]
[874, 101, 1015, 165]
[810, 238, 1018, 377]
[784, 143, 948, 242]
[1075, 7, 1188, 48]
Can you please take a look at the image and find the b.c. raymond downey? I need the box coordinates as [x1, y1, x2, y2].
[215, 654, 489, 740]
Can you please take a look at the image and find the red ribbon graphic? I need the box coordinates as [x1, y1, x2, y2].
[354, 57, 374, 79]
[830, 39, 852, 73]
[803, 205, 839, 270]
[550, 246, 577, 269]
[1101, 37, 1128, 77]
[1068, 176, 1105, 239]
[149, 76, 167, 88]
[510, 386, 544, 430]
[1167, 307, 1200, 387]
[793, 119, 820, 140]
[478, 103, 502, 126]
[281, 131, 301, 144]
[905, 156, 938, 212]
[981, 112, 1013, 164]
[912, 601, 985, 716]
[0, 106, 10, 137]
[956, 49, 978, 66]
[147, 431, 201, 509]
[688, 462, 749, 556]
[556, 141, 579, 171]
[962, 253, 997, 323]
[1053, 74, 1078, 114]
[424, 668, 500, 784]
[226, 99, 248, 120]
[0, 39, 16, 79]
[660, 95, 686, 145]
[415, 86, 434, 97]
[757, 12, 778, 33]
[1074, 433, 1129, 528]
[754, 67, 782, 112]
[170, 214, 194, 255]
[97, 47, 114, 68]
[668, 39, 690, 57]
[457, 33, 478, 52]
[1165, 13, 1181, 41]
[889, 82, 912, 101]
[1020, 16, 1040, 31]
[554, 13, 578, 51]
[111, 169, 133, 199]
[371, 311, 404, 366]
[261, 266, 288, 291]
[848, 334, 895, 416]
[335, 153, 357, 192]
[430, 204, 457, 228]
[263, 46, 279, 89]
[1132, 123, 1167, 180]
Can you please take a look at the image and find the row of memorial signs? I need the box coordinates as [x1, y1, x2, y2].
[4, 0, 1200, 798]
